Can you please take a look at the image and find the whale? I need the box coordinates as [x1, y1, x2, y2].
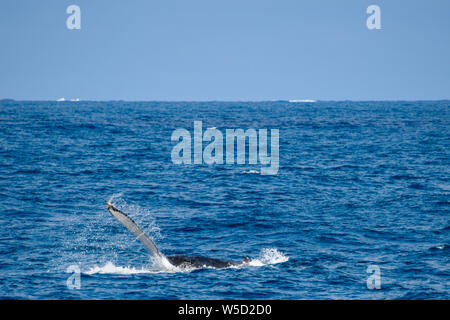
[106, 201, 249, 269]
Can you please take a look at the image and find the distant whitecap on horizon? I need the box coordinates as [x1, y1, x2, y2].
[289, 99, 317, 103]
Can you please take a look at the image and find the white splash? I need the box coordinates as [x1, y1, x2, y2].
[85, 262, 155, 275]
[85, 255, 181, 275]
[247, 248, 289, 267]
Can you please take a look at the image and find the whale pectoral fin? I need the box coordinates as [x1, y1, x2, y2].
[106, 201, 162, 258]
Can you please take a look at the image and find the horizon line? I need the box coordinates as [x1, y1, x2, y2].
[1, 98, 449, 103]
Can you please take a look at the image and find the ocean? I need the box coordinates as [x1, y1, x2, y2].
[0, 100, 448, 299]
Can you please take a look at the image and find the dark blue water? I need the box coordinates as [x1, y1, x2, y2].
[0, 100, 448, 299]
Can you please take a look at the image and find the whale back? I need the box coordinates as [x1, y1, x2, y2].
[167, 255, 239, 269]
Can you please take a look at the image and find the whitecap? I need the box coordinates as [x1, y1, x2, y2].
[289, 99, 316, 103]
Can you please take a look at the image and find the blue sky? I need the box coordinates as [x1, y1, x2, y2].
[0, 0, 449, 100]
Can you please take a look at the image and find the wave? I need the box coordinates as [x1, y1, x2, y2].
[429, 244, 449, 251]
[84, 248, 288, 275]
